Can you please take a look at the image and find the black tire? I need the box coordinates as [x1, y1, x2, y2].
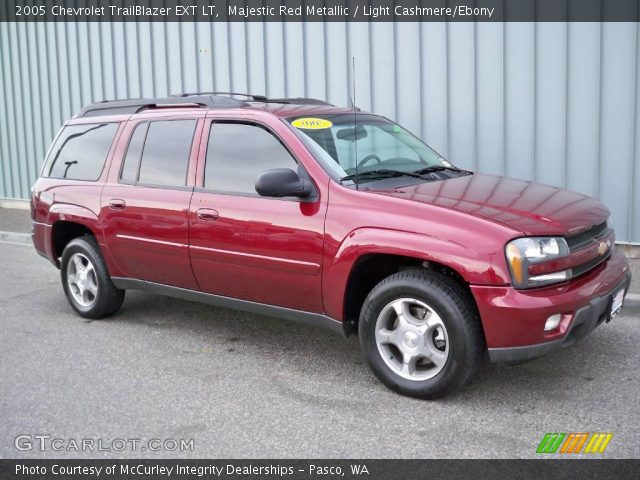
[60, 236, 125, 319]
[358, 268, 483, 399]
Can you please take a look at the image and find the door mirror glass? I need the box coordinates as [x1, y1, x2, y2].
[255, 168, 312, 198]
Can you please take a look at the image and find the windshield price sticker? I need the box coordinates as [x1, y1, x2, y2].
[292, 118, 333, 130]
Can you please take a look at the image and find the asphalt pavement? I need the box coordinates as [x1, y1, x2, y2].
[0, 241, 639, 459]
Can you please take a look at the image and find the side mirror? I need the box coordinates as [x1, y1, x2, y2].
[255, 168, 313, 199]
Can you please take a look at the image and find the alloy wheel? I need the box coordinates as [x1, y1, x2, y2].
[66, 252, 99, 308]
[374, 297, 449, 381]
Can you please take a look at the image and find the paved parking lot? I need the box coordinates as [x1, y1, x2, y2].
[1, 241, 639, 459]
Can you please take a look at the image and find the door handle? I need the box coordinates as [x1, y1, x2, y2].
[109, 199, 126, 210]
[196, 208, 219, 221]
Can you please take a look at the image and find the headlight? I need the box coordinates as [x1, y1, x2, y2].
[505, 237, 570, 288]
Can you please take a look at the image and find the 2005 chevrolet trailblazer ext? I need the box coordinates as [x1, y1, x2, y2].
[31, 94, 632, 398]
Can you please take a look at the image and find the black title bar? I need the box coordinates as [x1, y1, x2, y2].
[2, 0, 640, 22]
[2, 459, 640, 480]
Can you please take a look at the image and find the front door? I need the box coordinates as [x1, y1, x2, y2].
[101, 116, 202, 290]
[189, 120, 326, 312]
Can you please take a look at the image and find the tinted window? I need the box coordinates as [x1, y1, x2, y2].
[288, 114, 445, 177]
[120, 122, 147, 182]
[205, 122, 297, 194]
[137, 120, 196, 186]
[45, 123, 118, 180]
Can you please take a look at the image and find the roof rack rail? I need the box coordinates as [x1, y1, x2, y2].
[264, 97, 334, 106]
[76, 95, 247, 118]
[172, 92, 333, 106]
[77, 93, 336, 118]
[173, 92, 268, 102]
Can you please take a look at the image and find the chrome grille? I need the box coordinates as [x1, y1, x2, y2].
[566, 222, 608, 252]
[566, 221, 612, 279]
[572, 254, 609, 278]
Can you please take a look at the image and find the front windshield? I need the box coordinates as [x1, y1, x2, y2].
[287, 114, 453, 179]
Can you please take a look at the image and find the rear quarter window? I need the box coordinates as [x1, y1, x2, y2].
[43, 123, 118, 181]
[124, 119, 196, 187]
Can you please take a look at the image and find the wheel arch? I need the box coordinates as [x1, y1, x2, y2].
[323, 228, 496, 333]
[48, 204, 104, 265]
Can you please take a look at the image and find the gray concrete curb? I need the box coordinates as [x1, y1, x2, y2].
[0, 231, 31, 246]
[0, 199, 30, 210]
[625, 293, 640, 305]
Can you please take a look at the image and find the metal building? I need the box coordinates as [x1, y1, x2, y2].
[1, 22, 638, 242]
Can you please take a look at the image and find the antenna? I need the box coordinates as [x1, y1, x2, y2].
[352, 57, 359, 191]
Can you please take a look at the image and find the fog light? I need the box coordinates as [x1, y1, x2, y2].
[544, 314, 562, 332]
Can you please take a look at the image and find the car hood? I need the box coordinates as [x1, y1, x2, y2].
[370, 173, 609, 236]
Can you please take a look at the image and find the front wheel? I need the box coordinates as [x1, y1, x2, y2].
[60, 236, 125, 319]
[358, 269, 483, 399]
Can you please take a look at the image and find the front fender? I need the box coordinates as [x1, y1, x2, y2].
[322, 227, 510, 321]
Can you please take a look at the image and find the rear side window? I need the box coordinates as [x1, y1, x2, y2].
[120, 119, 196, 187]
[44, 123, 118, 180]
[120, 122, 147, 183]
[204, 122, 297, 194]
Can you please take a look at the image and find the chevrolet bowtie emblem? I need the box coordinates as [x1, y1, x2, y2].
[598, 240, 609, 256]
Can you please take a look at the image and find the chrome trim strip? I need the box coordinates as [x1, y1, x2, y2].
[111, 277, 345, 336]
[115, 234, 187, 249]
[190, 244, 320, 270]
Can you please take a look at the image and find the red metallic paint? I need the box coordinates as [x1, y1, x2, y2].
[186, 110, 330, 312]
[471, 249, 630, 348]
[321, 180, 520, 320]
[31, 120, 126, 269]
[30, 103, 631, 353]
[98, 114, 205, 290]
[188, 192, 326, 311]
[370, 173, 610, 236]
[99, 185, 199, 290]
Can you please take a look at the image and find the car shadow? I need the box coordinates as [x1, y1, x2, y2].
[110, 290, 637, 406]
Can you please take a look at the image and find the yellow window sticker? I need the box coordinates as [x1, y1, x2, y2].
[291, 118, 333, 130]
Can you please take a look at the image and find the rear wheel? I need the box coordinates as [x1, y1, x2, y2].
[60, 236, 124, 318]
[358, 268, 483, 399]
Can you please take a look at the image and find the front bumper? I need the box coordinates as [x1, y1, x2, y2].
[471, 248, 631, 363]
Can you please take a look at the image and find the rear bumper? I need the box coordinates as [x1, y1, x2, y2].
[32, 221, 57, 266]
[471, 248, 631, 363]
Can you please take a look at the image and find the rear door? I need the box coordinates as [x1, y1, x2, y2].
[189, 118, 327, 312]
[101, 114, 203, 289]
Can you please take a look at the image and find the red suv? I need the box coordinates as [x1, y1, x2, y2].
[31, 94, 631, 398]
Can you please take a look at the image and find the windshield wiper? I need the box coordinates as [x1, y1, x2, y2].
[340, 169, 424, 183]
[414, 165, 471, 175]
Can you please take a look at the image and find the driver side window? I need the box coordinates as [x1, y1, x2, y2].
[204, 122, 298, 195]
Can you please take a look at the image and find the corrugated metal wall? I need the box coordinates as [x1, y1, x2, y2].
[1, 22, 639, 242]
